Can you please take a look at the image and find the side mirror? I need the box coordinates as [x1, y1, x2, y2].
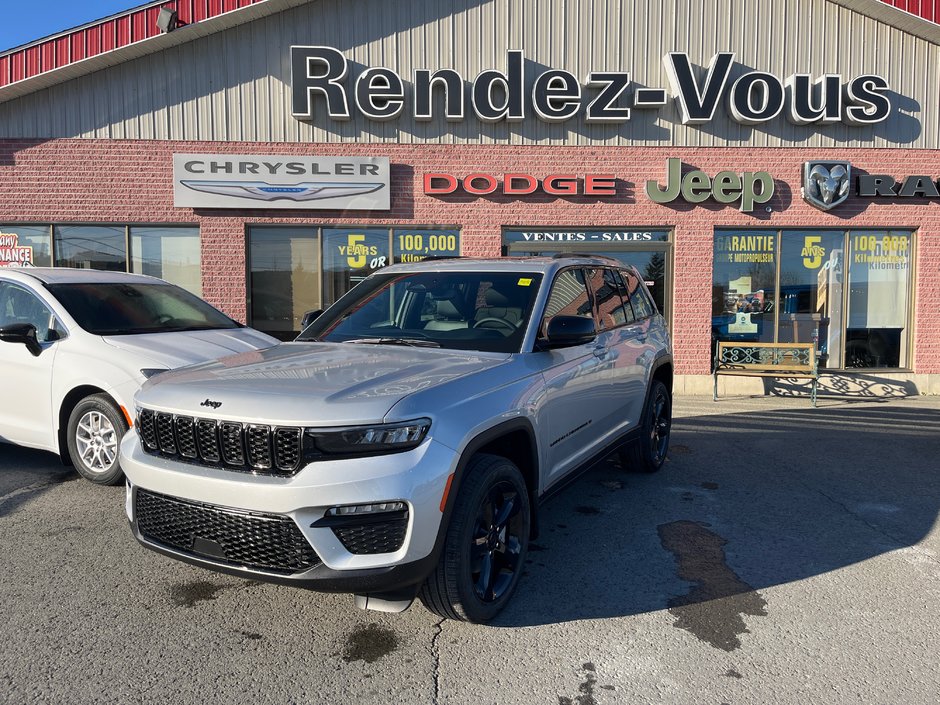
[0, 323, 43, 357]
[541, 315, 597, 349]
[300, 309, 323, 328]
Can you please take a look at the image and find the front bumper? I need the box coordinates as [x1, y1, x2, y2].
[120, 431, 458, 593]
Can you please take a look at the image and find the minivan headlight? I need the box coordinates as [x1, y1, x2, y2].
[307, 418, 431, 455]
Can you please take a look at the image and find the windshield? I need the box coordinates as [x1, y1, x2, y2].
[46, 282, 241, 335]
[298, 270, 543, 353]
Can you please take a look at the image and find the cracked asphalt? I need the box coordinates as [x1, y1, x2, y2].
[1, 394, 939, 704]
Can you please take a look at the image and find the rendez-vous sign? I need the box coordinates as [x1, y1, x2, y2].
[291, 47, 891, 127]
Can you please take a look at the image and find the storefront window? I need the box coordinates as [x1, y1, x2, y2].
[130, 227, 201, 296]
[393, 229, 460, 263]
[54, 225, 126, 271]
[0, 225, 52, 267]
[322, 228, 390, 303]
[503, 229, 672, 322]
[249, 227, 320, 341]
[845, 231, 912, 368]
[712, 229, 914, 370]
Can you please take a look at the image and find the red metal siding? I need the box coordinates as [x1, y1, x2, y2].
[0, 0, 268, 87]
[879, 0, 940, 22]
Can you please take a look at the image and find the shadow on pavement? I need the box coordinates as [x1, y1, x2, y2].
[0, 444, 75, 518]
[495, 401, 940, 629]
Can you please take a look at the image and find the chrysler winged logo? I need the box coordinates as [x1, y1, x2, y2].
[181, 180, 385, 202]
[802, 160, 851, 211]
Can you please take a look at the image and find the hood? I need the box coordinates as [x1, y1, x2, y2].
[135, 342, 510, 425]
[102, 327, 278, 369]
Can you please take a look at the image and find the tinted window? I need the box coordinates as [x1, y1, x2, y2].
[0, 282, 56, 341]
[622, 269, 654, 320]
[47, 282, 239, 335]
[586, 268, 631, 330]
[542, 268, 593, 336]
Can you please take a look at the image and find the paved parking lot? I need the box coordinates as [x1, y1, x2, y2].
[1, 394, 938, 704]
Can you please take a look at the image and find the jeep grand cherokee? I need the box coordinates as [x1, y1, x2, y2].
[121, 256, 673, 622]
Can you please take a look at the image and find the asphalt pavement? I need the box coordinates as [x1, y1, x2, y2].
[1, 393, 938, 704]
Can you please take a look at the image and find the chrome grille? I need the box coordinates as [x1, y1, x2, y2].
[136, 408, 303, 476]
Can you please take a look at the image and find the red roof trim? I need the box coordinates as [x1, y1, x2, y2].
[0, 0, 266, 88]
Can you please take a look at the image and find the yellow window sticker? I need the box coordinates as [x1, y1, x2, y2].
[517, 278, 533, 286]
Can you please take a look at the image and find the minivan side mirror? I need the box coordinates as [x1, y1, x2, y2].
[540, 315, 597, 349]
[0, 323, 43, 356]
[300, 309, 323, 328]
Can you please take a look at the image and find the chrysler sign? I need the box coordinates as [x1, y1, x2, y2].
[172, 154, 390, 210]
[291, 46, 892, 128]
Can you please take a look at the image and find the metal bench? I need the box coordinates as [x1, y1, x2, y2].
[713, 341, 819, 407]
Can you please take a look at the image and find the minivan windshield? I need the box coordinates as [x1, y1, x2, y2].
[297, 270, 543, 353]
[47, 282, 241, 335]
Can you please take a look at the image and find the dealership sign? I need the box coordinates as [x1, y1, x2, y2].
[801, 160, 940, 210]
[291, 46, 891, 128]
[424, 173, 617, 196]
[0, 233, 33, 268]
[172, 154, 390, 210]
[647, 158, 774, 212]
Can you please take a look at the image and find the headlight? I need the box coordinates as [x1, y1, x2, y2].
[307, 418, 431, 455]
[140, 368, 168, 379]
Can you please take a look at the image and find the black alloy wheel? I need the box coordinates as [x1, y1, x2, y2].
[621, 379, 671, 473]
[420, 453, 530, 622]
[469, 480, 526, 603]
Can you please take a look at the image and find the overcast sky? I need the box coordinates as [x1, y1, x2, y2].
[1, 1, 140, 54]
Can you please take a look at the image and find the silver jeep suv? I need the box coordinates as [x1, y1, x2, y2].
[121, 255, 673, 622]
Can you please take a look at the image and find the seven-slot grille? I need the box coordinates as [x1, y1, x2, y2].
[134, 489, 320, 574]
[137, 409, 302, 475]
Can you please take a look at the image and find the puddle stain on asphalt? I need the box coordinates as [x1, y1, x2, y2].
[169, 581, 232, 608]
[239, 631, 263, 640]
[657, 521, 767, 652]
[342, 623, 399, 664]
[725, 669, 743, 679]
[558, 662, 599, 705]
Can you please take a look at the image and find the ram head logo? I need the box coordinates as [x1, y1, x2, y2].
[802, 161, 852, 211]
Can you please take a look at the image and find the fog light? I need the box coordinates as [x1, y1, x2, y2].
[326, 501, 407, 517]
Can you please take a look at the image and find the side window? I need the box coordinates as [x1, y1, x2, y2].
[0, 282, 56, 342]
[622, 269, 655, 320]
[541, 268, 593, 336]
[586, 268, 629, 330]
[612, 270, 637, 324]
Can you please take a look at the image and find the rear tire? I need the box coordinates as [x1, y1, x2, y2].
[66, 394, 127, 485]
[620, 379, 671, 473]
[419, 453, 530, 623]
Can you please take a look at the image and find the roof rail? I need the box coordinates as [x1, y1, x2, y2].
[550, 252, 620, 262]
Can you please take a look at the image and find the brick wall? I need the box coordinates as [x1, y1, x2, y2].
[1, 139, 938, 376]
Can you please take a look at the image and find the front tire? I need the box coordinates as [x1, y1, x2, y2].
[621, 379, 671, 473]
[66, 394, 127, 485]
[419, 454, 530, 623]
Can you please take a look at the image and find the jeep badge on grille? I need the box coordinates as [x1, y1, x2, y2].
[200, 399, 222, 409]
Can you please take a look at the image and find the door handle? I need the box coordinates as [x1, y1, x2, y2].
[592, 343, 607, 358]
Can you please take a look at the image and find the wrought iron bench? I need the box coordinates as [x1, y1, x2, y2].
[713, 341, 819, 407]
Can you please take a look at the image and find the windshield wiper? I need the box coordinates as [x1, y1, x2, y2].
[342, 337, 441, 348]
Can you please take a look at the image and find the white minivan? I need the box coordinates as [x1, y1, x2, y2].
[0, 267, 277, 484]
